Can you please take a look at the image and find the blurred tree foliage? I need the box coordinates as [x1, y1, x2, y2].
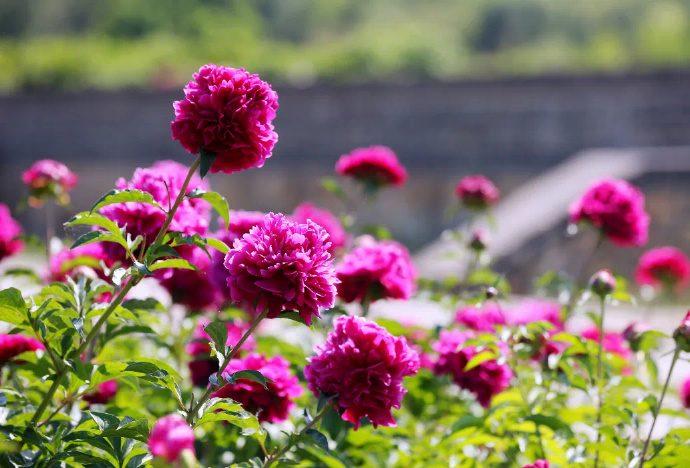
[1, 0, 690, 92]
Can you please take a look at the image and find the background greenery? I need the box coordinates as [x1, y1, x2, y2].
[2, 0, 690, 92]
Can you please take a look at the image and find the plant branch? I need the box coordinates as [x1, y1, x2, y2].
[593, 297, 606, 468]
[31, 369, 66, 425]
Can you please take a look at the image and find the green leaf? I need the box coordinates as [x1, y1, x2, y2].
[91, 189, 164, 213]
[226, 370, 271, 389]
[306, 429, 330, 454]
[450, 415, 486, 434]
[464, 350, 496, 371]
[65, 212, 122, 236]
[317, 392, 338, 412]
[524, 414, 575, 438]
[186, 188, 230, 230]
[199, 149, 217, 179]
[0, 288, 28, 325]
[71, 230, 129, 252]
[204, 321, 229, 357]
[101, 418, 150, 443]
[90, 411, 120, 431]
[279, 311, 309, 326]
[148, 258, 200, 272]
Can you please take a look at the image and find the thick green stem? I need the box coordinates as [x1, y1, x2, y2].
[638, 347, 680, 468]
[186, 310, 267, 424]
[31, 369, 65, 425]
[593, 297, 606, 468]
[360, 295, 371, 318]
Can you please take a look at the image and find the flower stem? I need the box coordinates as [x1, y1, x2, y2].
[361, 295, 371, 318]
[638, 347, 680, 468]
[593, 297, 606, 468]
[262, 400, 335, 468]
[186, 310, 267, 424]
[31, 368, 65, 425]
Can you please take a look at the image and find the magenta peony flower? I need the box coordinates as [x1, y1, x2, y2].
[292, 202, 348, 254]
[335, 146, 407, 189]
[22, 159, 78, 207]
[212, 353, 302, 423]
[171, 64, 279, 174]
[0, 204, 24, 262]
[224, 213, 337, 325]
[304, 315, 420, 429]
[455, 175, 500, 210]
[83, 380, 118, 405]
[635, 246, 690, 292]
[681, 375, 690, 409]
[522, 461, 549, 468]
[155, 246, 222, 311]
[47, 243, 111, 283]
[0, 334, 44, 365]
[433, 329, 513, 408]
[508, 299, 564, 331]
[186, 317, 255, 387]
[582, 327, 632, 361]
[455, 302, 506, 332]
[336, 236, 417, 304]
[148, 414, 195, 463]
[569, 178, 649, 247]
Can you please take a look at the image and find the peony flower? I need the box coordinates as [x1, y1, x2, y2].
[186, 317, 255, 387]
[224, 213, 338, 325]
[635, 246, 690, 292]
[100, 160, 210, 261]
[522, 461, 549, 468]
[171, 64, 279, 174]
[455, 302, 506, 332]
[47, 243, 111, 283]
[83, 380, 118, 405]
[155, 246, 222, 311]
[0, 204, 24, 262]
[508, 299, 564, 331]
[433, 329, 513, 408]
[582, 327, 632, 361]
[212, 353, 302, 423]
[148, 414, 195, 463]
[22, 159, 78, 207]
[455, 175, 500, 210]
[304, 316, 420, 429]
[292, 202, 347, 254]
[681, 375, 690, 409]
[0, 334, 44, 364]
[569, 178, 649, 247]
[336, 236, 417, 304]
[335, 146, 407, 189]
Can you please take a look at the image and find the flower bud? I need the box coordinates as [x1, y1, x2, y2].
[469, 229, 489, 252]
[148, 414, 195, 463]
[673, 311, 690, 353]
[623, 321, 651, 353]
[588, 269, 616, 298]
[485, 286, 498, 300]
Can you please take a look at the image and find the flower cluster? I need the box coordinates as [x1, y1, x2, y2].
[0, 334, 44, 365]
[0, 204, 24, 262]
[148, 414, 195, 463]
[335, 146, 407, 189]
[22, 159, 79, 207]
[455, 302, 506, 332]
[635, 246, 690, 292]
[455, 175, 500, 209]
[292, 202, 347, 254]
[47, 243, 111, 283]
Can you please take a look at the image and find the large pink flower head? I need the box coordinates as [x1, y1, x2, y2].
[212, 353, 303, 423]
[681, 375, 690, 409]
[304, 316, 420, 430]
[47, 243, 111, 283]
[432, 330, 513, 408]
[0, 204, 24, 262]
[0, 334, 44, 365]
[522, 461, 549, 468]
[155, 246, 222, 311]
[22, 159, 78, 207]
[100, 160, 210, 260]
[292, 202, 348, 254]
[581, 327, 632, 361]
[83, 380, 118, 405]
[455, 175, 500, 210]
[171, 64, 279, 174]
[335, 146, 407, 189]
[455, 302, 506, 332]
[635, 246, 690, 292]
[569, 178, 650, 247]
[224, 213, 338, 325]
[336, 236, 417, 304]
[508, 299, 564, 331]
[148, 414, 195, 463]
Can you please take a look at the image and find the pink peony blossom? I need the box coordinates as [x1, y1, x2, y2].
[569, 178, 649, 247]
[508, 299, 564, 331]
[455, 175, 500, 209]
[47, 243, 111, 283]
[335, 146, 407, 188]
[22, 159, 78, 207]
[171, 64, 279, 174]
[304, 316, 420, 429]
[681, 375, 690, 409]
[455, 302, 506, 332]
[224, 213, 338, 325]
[83, 380, 118, 405]
[582, 327, 632, 361]
[433, 329, 513, 408]
[155, 246, 222, 311]
[148, 414, 195, 463]
[292, 202, 347, 254]
[635, 246, 690, 292]
[336, 236, 417, 304]
[212, 353, 303, 423]
[0, 334, 44, 364]
[0, 204, 24, 261]
[522, 461, 549, 468]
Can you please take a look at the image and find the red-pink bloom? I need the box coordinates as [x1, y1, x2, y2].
[582, 327, 632, 361]
[304, 316, 420, 429]
[336, 236, 417, 303]
[569, 178, 649, 247]
[455, 175, 500, 209]
[292, 202, 347, 254]
[83, 380, 118, 405]
[508, 300, 564, 331]
[212, 353, 303, 423]
[171, 64, 279, 174]
[224, 213, 337, 325]
[22, 159, 78, 207]
[455, 302, 506, 332]
[433, 330, 513, 408]
[635, 246, 690, 292]
[0, 204, 24, 261]
[47, 243, 111, 283]
[681, 375, 690, 409]
[522, 461, 549, 468]
[0, 334, 44, 364]
[155, 246, 222, 311]
[335, 146, 407, 188]
[148, 414, 195, 463]
[186, 317, 255, 387]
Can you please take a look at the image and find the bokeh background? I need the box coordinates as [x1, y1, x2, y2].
[2, 0, 690, 293]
